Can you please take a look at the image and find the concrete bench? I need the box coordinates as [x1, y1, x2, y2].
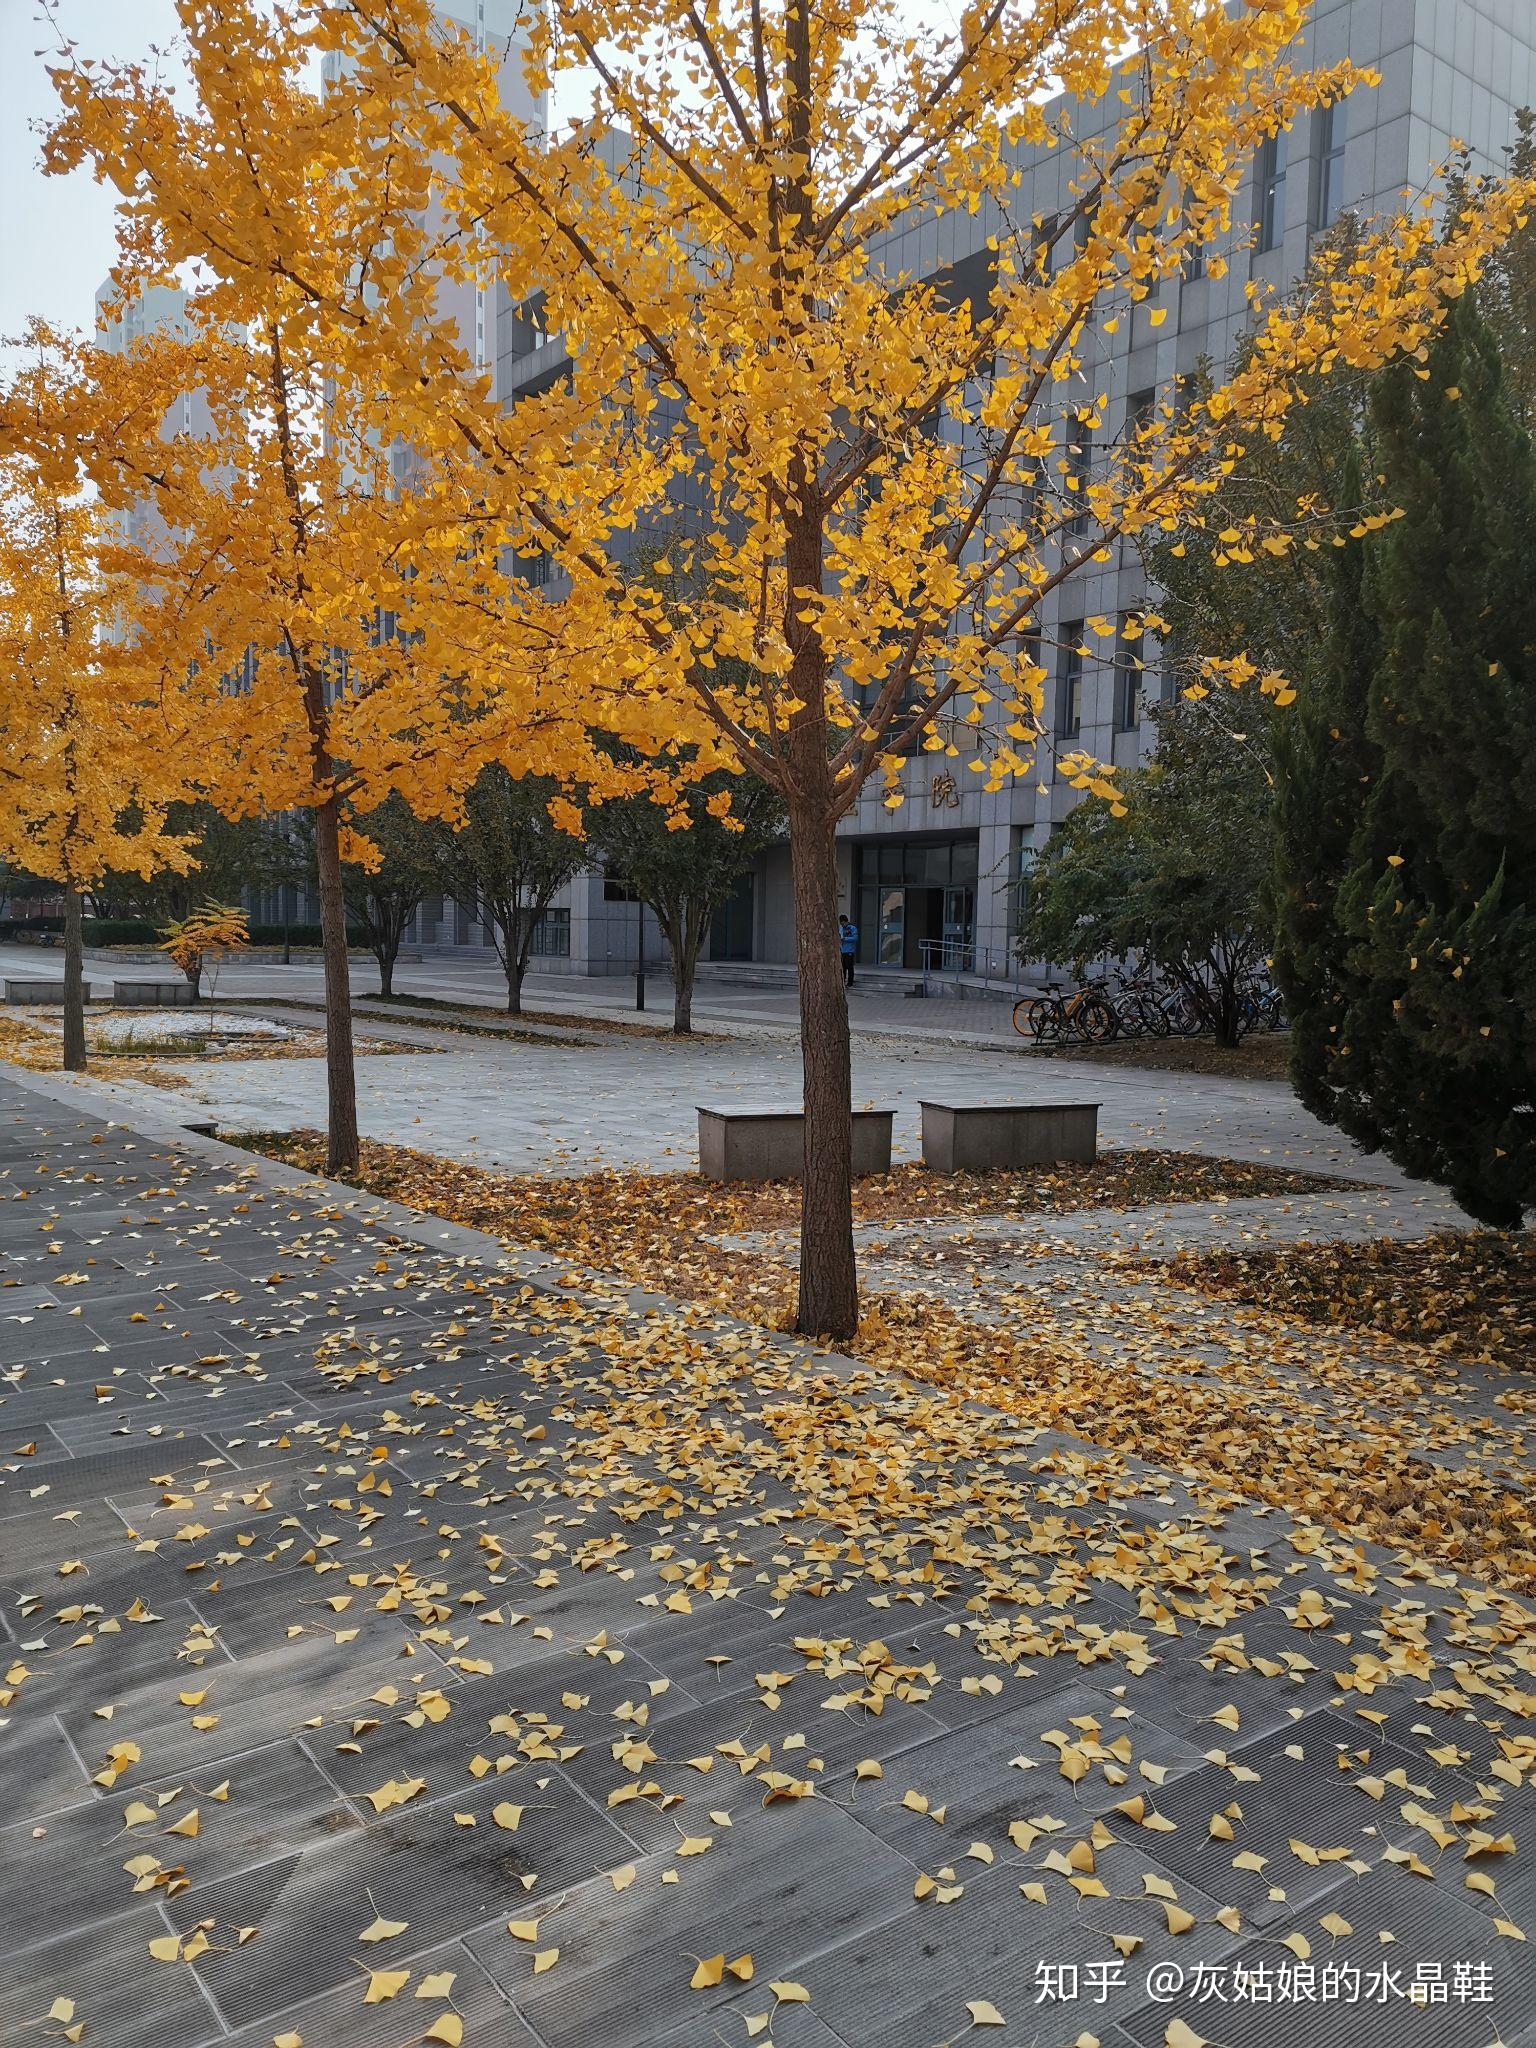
[698, 1106, 894, 1182]
[920, 1099, 1099, 1172]
[4, 978, 96, 1005]
[113, 979, 194, 1007]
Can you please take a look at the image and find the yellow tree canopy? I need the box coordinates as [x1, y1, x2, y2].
[52, 0, 1524, 821]
[0, 325, 209, 890]
[47, 18, 728, 832]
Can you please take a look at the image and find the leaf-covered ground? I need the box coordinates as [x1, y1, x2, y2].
[240, 1134, 1536, 1592]
[4, 1078, 1535, 2048]
[1162, 1231, 1536, 1377]
[1030, 1031, 1294, 1081]
[247, 1134, 1355, 1233]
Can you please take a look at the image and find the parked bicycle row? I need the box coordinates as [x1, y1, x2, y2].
[1013, 971, 1287, 1043]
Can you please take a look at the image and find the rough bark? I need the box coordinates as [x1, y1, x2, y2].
[314, 796, 360, 1174]
[61, 887, 87, 1073]
[376, 949, 395, 998]
[657, 904, 701, 1034]
[787, 799, 857, 1337]
[673, 950, 694, 1034]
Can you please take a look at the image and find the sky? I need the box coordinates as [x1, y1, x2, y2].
[0, 0, 187, 343]
[0, 0, 982, 348]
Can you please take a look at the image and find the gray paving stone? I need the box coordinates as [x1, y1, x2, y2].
[217, 1944, 542, 2048]
[165, 1771, 639, 2029]
[0, 1905, 216, 2048]
[1139, 1705, 1477, 1928]
[821, 1676, 1208, 1862]
[808, 1839, 1240, 2048]
[0, 1046, 1520, 2048]
[0, 1435, 233, 1518]
[652, 2006, 850, 2048]
[1118, 1861, 1536, 2048]
[0, 1739, 360, 1955]
[469, 1801, 918, 2048]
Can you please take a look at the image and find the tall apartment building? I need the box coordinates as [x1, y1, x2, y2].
[437, 0, 1533, 983]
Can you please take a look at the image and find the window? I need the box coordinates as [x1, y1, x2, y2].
[1065, 419, 1091, 536]
[1126, 386, 1157, 446]
[1056, 626, 1084, 739]
[1113, 615, 1141, 732]
[1313, 100, 1348, 231]
[1255, 130, 1288, 253]
[528, 907, 570, 957]
[603, 869, 639, 902]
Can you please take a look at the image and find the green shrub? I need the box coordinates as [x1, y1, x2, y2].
[82, 919, 161, 945]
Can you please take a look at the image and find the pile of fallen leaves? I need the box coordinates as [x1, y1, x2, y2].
[251, 1135, 1351, 1233]
[242, 1133, 1536, 1590]
[1031, 1032, 1293, 1081]
[1163, 1230, 1536, 1377]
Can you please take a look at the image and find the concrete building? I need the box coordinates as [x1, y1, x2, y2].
[830, 0, 1536, 989]
[439, 0, 1533, 988]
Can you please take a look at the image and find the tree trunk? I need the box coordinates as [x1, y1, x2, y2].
[61, 887, 87, 1073]
[505, 953, 523, 1015]
[377, 949, 395, 998]
[788, 801, 857, 1338]
[314, 797, 360, 1174]
[659, 908, 697, 1034]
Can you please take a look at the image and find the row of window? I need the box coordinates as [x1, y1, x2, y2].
[1052, 618, 1170, 740]
[1256, 99, 1349, 255]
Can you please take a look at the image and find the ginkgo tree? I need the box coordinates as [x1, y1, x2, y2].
[0, 324, 205, 1072]
[48, 15, 725, 1173]
[54, 0, 1536, 1332]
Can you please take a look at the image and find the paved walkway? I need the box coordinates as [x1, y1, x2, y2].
[0, 1068, 1532, 2048]
[1, 953, 1432, 1195]
[0, 940, 1021, 1044]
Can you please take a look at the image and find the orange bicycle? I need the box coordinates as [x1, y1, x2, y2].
[1012, 980, 1119, 1043]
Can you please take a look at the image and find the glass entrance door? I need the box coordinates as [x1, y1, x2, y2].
[877, 887, 904, 966]
[942, 885, 976, 969]
[855, 836, 980, 968]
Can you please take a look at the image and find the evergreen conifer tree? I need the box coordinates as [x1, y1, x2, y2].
[1284, 295, 1536, 1224]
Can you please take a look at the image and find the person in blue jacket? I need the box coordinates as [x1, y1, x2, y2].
[838, 912, 858, 987]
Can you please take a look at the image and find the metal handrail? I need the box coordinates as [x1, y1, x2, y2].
[918, 938, 1025, 1000]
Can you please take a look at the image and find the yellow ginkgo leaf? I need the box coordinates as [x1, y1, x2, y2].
[363, 1969, 410, 2004]
[1165, 2022, 1207, 2048]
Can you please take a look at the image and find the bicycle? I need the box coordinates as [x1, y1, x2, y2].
[1013, 979, 1119, 1043]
